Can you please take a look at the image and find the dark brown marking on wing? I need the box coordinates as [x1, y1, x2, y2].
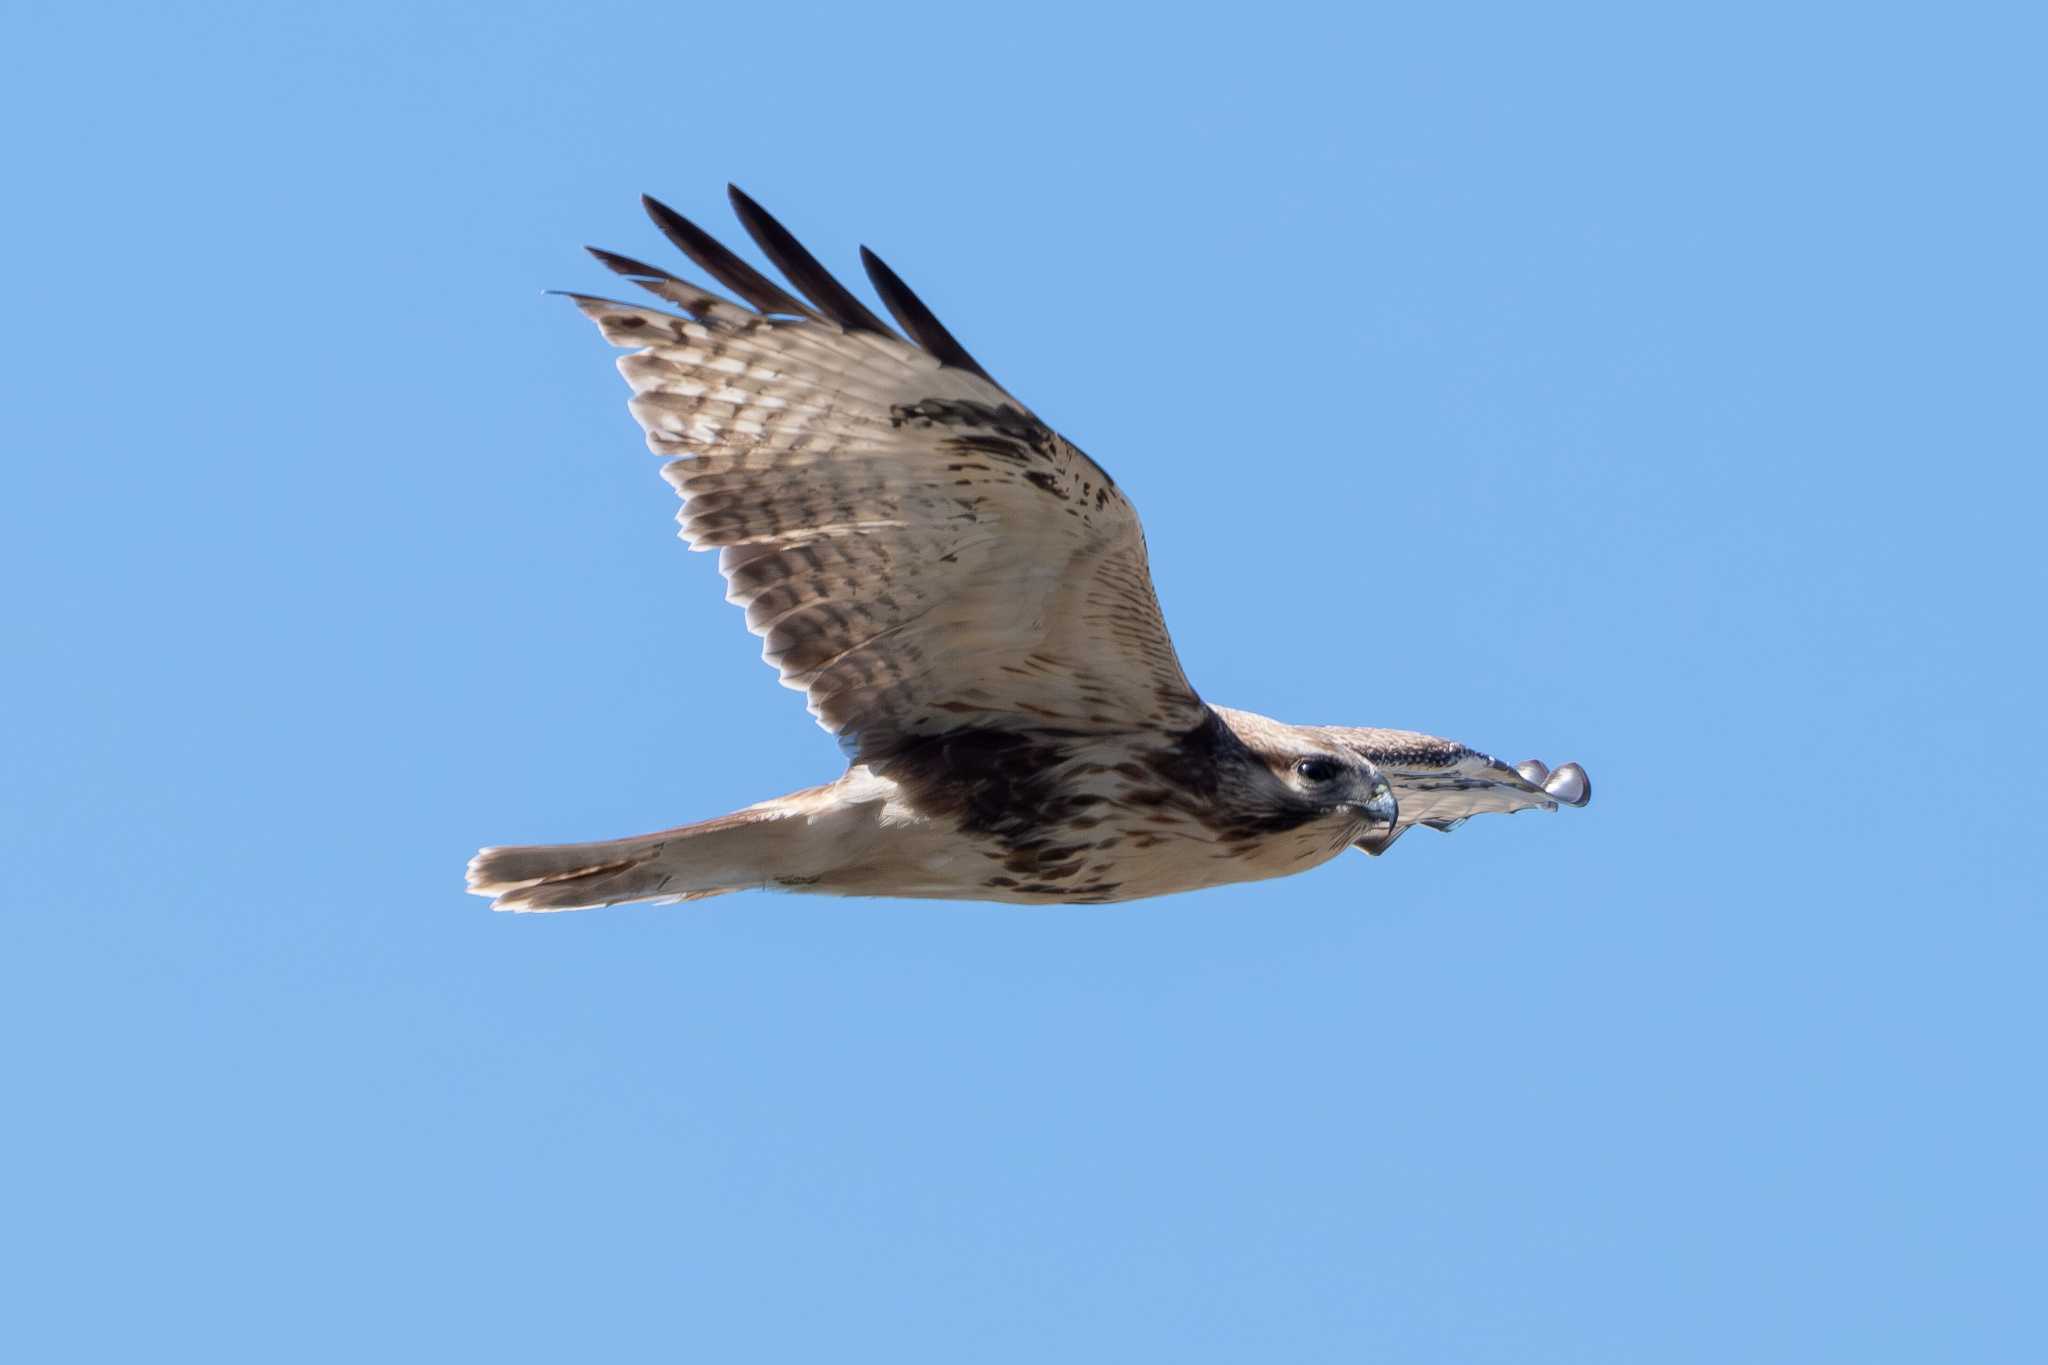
[888, 399, 1119, 493]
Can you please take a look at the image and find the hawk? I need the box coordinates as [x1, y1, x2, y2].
[468, 187, 1589, 911]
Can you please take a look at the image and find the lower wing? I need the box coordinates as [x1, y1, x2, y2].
[1326, 728, 1590, 855]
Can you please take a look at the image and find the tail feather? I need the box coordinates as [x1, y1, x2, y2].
[467, 803, 801, 913]
[465, 846, 719, 913]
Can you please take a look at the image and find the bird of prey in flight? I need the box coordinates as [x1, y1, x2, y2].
[468, 187, 1589, 911]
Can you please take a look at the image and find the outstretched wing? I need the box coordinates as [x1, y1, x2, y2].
[1326, 727, 1591, 855]
[566, 187, 1203, 762]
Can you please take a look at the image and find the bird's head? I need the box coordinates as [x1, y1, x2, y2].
[1278, 746, 1399, 833]
[1210, 708, 1400, 839]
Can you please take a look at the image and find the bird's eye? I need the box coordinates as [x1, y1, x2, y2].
[1295, 756, 1343, 784]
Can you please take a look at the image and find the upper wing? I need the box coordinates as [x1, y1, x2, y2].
[1325, 726, 1591, 854]
[565, 187, 1203, 761]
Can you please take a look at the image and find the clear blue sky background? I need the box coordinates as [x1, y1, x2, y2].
[6, 2, 2042, 1359]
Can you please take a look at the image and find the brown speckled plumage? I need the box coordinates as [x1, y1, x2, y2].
[467, 187, 1588, 911]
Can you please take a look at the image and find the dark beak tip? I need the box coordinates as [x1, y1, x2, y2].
[1354, 824, 1404, 857]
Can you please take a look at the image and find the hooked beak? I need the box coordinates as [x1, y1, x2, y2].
[1350, 777, 1401, 855]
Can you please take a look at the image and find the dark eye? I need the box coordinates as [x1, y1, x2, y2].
[1294, 756, 1343, 784]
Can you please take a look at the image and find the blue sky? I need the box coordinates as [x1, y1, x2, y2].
[6, 1, 2042, 1359]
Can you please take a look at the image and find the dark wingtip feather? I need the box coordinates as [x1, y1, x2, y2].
[859, 245, 995, 384]
[725, 184, 899, 337]
[585, 245, 676, 280]
[641, 194, 816, 319]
